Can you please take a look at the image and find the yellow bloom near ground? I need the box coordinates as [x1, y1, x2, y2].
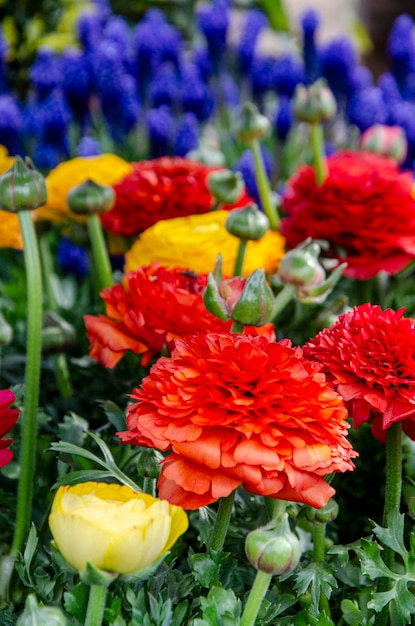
[49, 481, 188, 575]
[124, 210, 286, 276]
[36, 154, 133, 223]
[0, 146, 21, 249]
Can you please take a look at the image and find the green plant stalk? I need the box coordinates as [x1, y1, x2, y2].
[208, 490, 236, 552]
[271, 285, 296, 321]
[240, 570, 272, 626]
[87, 214, 113, 291]
[85, 584, 107, 626]
[10, 211, 43, 558]
[310, 122, 328, 185]
[250, 139, 280, 230]
[313, 521, 331, 617]
[231, 321, 244, 334]
[233, 240, 248, 276]
[38, 231, 72, 400]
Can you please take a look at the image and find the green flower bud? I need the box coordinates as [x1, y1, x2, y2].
[234, 102, 271, 143]
[293, 79, 337, 124]
[232, 269, 274, 326]
[16, 594, 68, 626]
[41, 312, 77, 354]
[67, 179, 115, 216]
[203, 255, 249, 321]
[306, 499, 339, 524]
[360, 124, 407, 163]
[207, 170, 245, 205]
[225, 203, 270, 241]
[187, 141, 226, 167]
[0, 155, 47, 213]
[0, 311, 13, 346]
[245, 514, 301, 575]
[278, 242, 326, 289]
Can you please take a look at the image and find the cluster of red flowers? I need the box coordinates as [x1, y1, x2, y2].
[304, 303, 415, 442]
[281, 151, 415, 280]
[100, 157, 252, 237]
[0, 389, 19, 468]
[119, 333, 357, 510]
[84, 264, 274, 368]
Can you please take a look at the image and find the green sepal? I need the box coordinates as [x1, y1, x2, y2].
[225, 203, 270, 241]
[207, 170, 244, 205]
[203, 272, 230, 321]
[232, 269, 274, 326]
[0, 155, 47, 213]
[79, 561, 118, 587]
[234, 102, 271, 143]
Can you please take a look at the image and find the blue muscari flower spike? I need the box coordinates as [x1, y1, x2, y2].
[41, 88, 72, 142]
[220, 73, 240, 109]
[91, 0, 111, 24]
[57, 237, 90, 281]
[149, 63, 179, 108]
[273, 54, 306, 98]
[274, 95, 293, 142]
[250, 56, 276, 103]
[94, 41, 125, 100]
[29, 47, 62, 98]
[77, 10, 102, 51]
[180, 63, 215, 122]
[389, 100, 415, 157]
[347, 86, 388, 132]
[319, 36, 357, 100]
[193, 45, 214, 81]
[378, 72, 402, 123]
[174, 113, 199, 157]
[0, 94, 22, 155]
[237, 8, 268, 76]
[33, 144, 63, 171]
[77, 136, 102, 156]
[234, 148, 273, 209]
[197, 0, 230, 69]
[61, 49, 92, 124]
[0, 27, 9, 94]
[349, 66, 373, 93]
[103, 16, 134, 72]
[146, 105, 174, 157]
[301, 8, 320, 83]
[387, 14, 415, 93]
[101, 74, 141, 141]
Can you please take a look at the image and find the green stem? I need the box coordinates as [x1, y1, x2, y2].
[230, 321, 244, 334]
[85, 584, 108, 626]
[53, 352, 73, 400]
[10, 212, 43, 558]
[310, 122, 328, 186]
[208, 490, 236, 552]
[313, 521, 331, 617]
[240, 570, 272, 626]
[271, 285, 296, 321]
[87, 214, 113, 291]
[233, 240, 248, 276]
[250, 139, 280, 230]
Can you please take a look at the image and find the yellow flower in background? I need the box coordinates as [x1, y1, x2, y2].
[0, 146, 22, 249]
[36, 154, 133, 224]
[48, 482, 188, 575]
[124, 210, 286, 276]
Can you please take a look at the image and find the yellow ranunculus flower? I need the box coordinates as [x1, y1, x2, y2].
[36, 154, 133, 224]
[48, 482, 188, 575]
[0, 145, 22, 249]
[124, 210, 286, 276]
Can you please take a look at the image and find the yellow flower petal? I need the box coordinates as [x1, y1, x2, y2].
[124, 210, 286, 276]
[36, 154, 133, 224]
[0, 146, 22, 249]
[48, 482, 188, 575]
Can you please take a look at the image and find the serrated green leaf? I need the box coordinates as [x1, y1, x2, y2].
[189, 553, 220, 588]
[63, 582, 89, 622]
[294, 563, 337, 612]
[358, 539, 395, 581]
[340, 599, 364, 626]
[371, 512, 407, 560]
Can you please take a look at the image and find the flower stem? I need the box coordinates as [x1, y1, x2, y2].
[87, 214, 113, 291]
[233, 240, 248, 276]
[85, 584, 108, 626]
[240, 570, 272, 626]
[313, 521, 331, 617]
[208, 490, 236, 552]
[231, 321, 244, 334]
[382, 421, 403, 560]
[310, 122, 328, 185]
[271, 285, 296, 321]
[250, 139, 280, 230]
[10, 211, 43, 558]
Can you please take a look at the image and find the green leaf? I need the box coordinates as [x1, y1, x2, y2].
[53, 469, 116, 488]
[194, 586, 241, 626]
[98, 400, 126, 432]
[189, 553, 220, 588]
[294, 563, 337, 612]
[340, 599, 365, 626]
[358, 539, 395, 581]
[371, 512, 407, 561]
[63, 582, 89, 622]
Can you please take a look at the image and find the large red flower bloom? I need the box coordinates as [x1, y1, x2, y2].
[84, 264, 274, 368]
[304, 303, 415, 442]
[281, 151, 415, 280]
[100, 157, 252, 236]
[118, 333, 356, 509]
[0, 389, 19, 468]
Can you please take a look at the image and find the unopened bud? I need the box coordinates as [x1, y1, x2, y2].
[306, 499, 339, 524]
[67, 179, 115, 216]
[245, 513, 301, 575]
[41, 312, 77, 354]
[187, 141, 226, 167]
[360, 124, 407, 163]
[234, 102, 271, 143]
[0, 156, 47, 213]
[232, 269, 274, 326]
[225, 203, 270, 241]
[293, 79, 336, 124]
[207, 170, 245, 205]
[16, 594, 67, 626]
[278, 242, 325, 288]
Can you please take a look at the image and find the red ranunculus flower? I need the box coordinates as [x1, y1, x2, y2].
[304, 303, 415, 442]
[118, 333, 357, 509]
[0, 389, 19, 468]
[100, 157, 252, 236]
[84, 264, 274, 368]
[281, 151, 415, 280]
